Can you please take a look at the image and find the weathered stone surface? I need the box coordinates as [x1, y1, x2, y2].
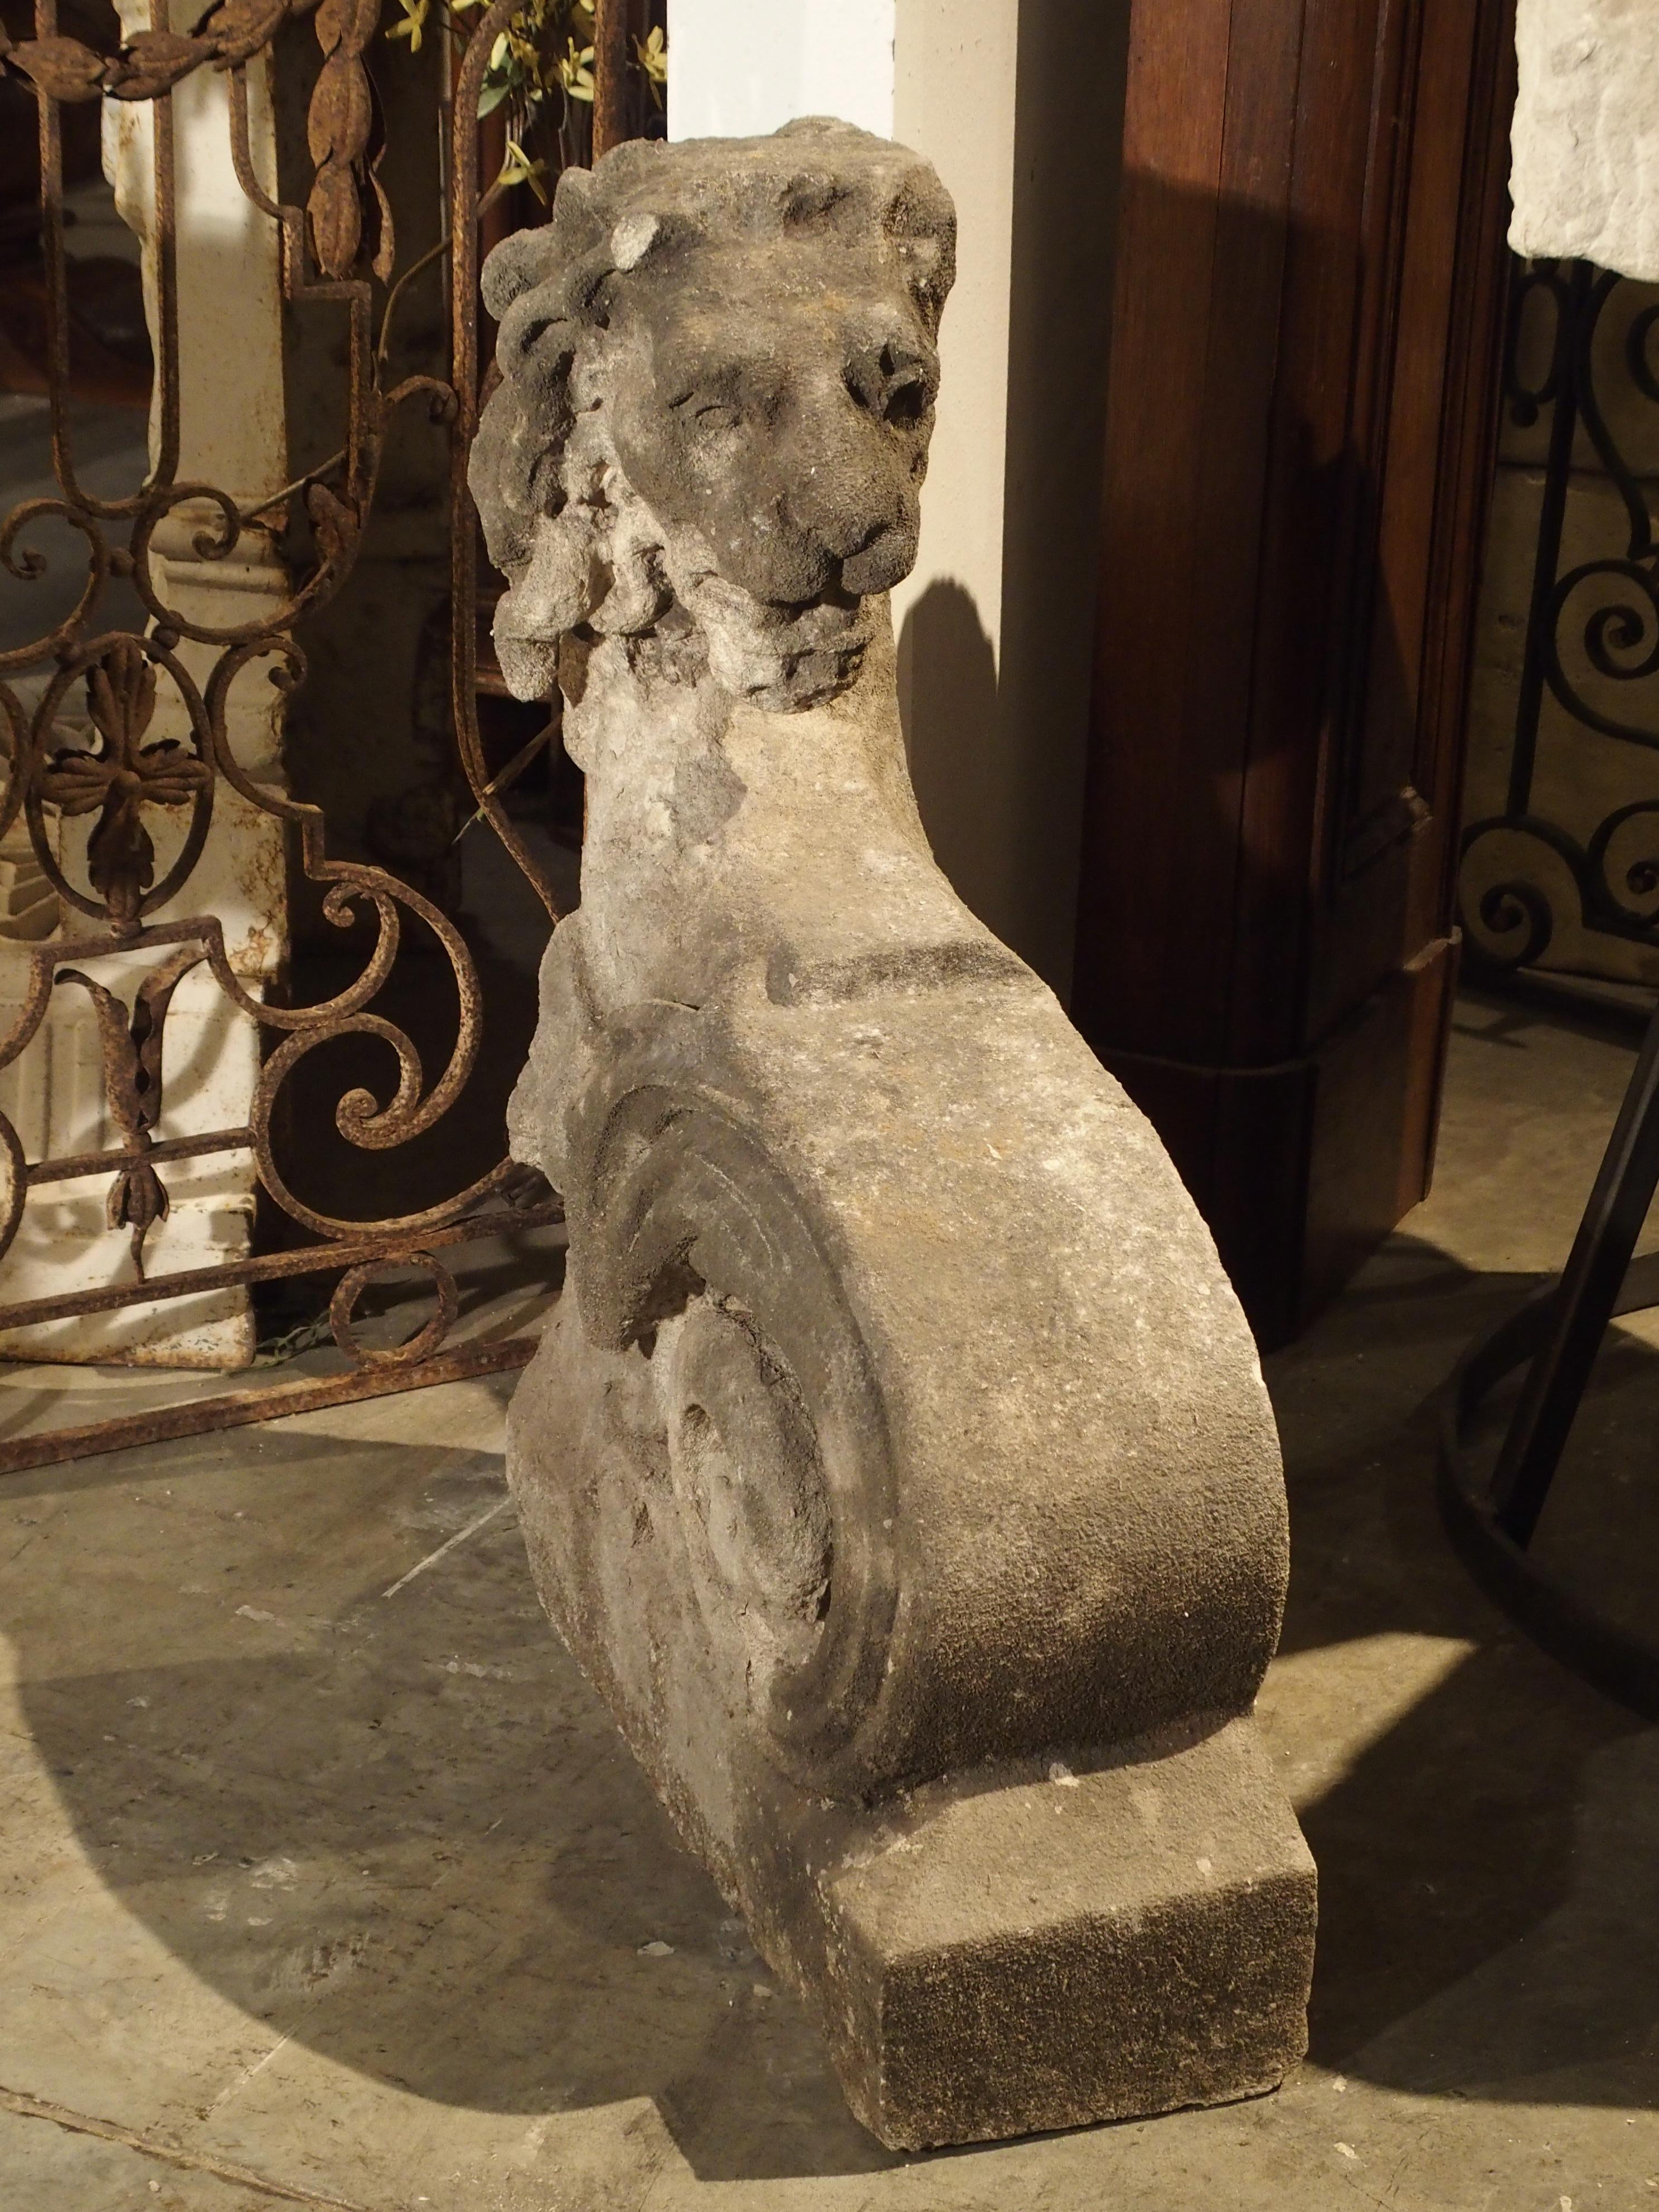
[1511, 0, 1659, 282]
[473, 117, 1315, 2150]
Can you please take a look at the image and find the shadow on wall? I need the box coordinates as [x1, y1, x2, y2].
[894, 0, 1129, 1003]
[896, 579, 999, 912]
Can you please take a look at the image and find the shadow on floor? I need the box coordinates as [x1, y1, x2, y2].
[6, 1424, 897, 2182]
[7, 1221, 1659, 2181]
[1269, 1233, 1657, 2099]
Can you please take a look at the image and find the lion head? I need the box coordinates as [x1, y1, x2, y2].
[469, 118, 956, 711]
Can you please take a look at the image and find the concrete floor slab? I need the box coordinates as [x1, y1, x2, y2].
[1, 993, 1657, 2209]
[0, 2102, 279, 2212]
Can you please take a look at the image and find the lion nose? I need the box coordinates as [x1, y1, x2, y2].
[843, 337, 933, 430]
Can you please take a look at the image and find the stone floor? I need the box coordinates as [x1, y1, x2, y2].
[2, 987, 1657, 2212]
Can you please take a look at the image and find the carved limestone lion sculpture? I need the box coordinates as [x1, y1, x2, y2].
[471, 117, 1316, 2153]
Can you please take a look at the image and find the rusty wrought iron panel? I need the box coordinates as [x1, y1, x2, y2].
[0, 0, 575, 1468]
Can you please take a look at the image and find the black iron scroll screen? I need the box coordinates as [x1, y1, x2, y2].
[1459, 258, 1659, 987]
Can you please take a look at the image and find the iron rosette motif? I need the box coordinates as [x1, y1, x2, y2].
[0, 0, 560, 1370]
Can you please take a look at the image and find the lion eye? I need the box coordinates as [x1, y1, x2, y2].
[693, 401, 740, 430]
[670, 388, 743, 438]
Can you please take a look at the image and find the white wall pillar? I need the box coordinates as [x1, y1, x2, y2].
[664, 0, 1126, 998]
[668, 0, 896, 141]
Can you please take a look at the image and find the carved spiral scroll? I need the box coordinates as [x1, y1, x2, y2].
[572, 1079, 900, 1796]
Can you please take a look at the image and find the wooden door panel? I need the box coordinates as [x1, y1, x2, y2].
[1076, 0, 1515, 1343]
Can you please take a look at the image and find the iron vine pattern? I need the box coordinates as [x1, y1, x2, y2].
[0, 0, 561, 1386]
[1459, 257, 1659, 976]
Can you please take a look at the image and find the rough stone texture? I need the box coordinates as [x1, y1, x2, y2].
[472, 117, 1316, 2150]
[1511, 0, 1659, 282]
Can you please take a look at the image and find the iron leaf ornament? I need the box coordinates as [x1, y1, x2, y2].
[56, 945, 207, 1277]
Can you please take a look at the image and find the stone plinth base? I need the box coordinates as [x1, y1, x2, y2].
[809, 1718, 1315, 2149]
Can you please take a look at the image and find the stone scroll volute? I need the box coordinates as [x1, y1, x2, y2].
[470, 119, 1316, 2151]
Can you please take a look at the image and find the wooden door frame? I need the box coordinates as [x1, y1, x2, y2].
[1073, 0, 1517, 1344]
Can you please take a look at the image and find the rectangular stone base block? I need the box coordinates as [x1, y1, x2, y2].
[782, 1717, 1315, 2150]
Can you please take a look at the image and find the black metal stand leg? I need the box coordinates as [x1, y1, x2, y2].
[1492, 996, 1659, 1546]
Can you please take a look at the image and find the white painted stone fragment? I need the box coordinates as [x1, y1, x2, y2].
[1511, 0, 1659, 280]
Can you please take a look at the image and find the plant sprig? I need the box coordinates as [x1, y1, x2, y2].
[385, 0, 663, 206]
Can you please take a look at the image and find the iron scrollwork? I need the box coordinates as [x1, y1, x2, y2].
[0, 0, 565, 1447]
[1459, 257, 1659, 975]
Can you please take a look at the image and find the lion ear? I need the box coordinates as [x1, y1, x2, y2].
[482, 229, 564, 320]
[495, 295, 580, 390]
[484, 162, 617, 321]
